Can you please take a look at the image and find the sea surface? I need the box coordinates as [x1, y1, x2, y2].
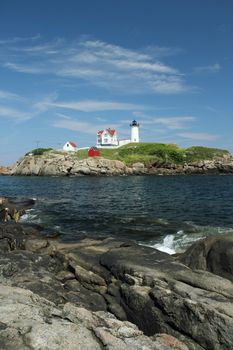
[1, 175, 233, 254]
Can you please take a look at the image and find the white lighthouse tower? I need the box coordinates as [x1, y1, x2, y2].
[130, 120, 140, 143]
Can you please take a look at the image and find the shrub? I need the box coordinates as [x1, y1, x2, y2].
[26, 148, 53, 156]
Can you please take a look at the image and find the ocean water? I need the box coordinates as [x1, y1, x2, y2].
[1, 175, 233, 253]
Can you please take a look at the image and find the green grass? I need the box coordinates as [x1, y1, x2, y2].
[184, 146, 229, 162]
[26, 143, 230, 166]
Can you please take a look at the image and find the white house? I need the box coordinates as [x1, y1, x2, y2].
[97, 128, 118, 147]
[63, 141, 77, 152]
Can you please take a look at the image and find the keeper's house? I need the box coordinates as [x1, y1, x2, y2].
[97, 128, 118, 147]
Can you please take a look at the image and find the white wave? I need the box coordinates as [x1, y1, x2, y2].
[146, 223, 233, 255]
[19, 210, 40, 223]
[148, 234, 176, 255]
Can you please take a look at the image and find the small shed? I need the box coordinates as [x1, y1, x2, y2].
[88, 146, 101, 157]
[63, 141, 77, 152]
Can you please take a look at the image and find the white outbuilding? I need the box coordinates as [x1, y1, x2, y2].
[63, 141, 77, 152]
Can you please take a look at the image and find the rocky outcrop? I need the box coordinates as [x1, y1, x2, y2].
[10, 153, 233, 176]
[0, 218, 232, 349]
[0, 284, 186, 350]
[178, 235, 233, 282]
[0, 166, 11, 175]
[11, 155, 133, 176]
[0, 222, 190, 350]
[148, 156, 233, 175]
[0, 197, 36, 222]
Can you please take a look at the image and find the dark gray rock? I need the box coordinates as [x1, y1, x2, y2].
[178, 235, 233, 282]
[0, 221, 232, 349]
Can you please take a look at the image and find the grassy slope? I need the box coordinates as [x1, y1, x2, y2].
[27, 143, 230, 166]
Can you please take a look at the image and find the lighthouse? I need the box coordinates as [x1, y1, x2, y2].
[130, 120, 140, 143]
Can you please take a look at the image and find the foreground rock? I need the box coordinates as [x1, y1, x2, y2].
[178, 234, 233, 282]
[10, 153, 233, 176]
[0, 221, 232, 349]
[1, 284, 183, 350]
[0, 222, 190, 350]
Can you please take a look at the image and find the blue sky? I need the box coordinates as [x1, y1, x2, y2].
[0, 0, 233, 165]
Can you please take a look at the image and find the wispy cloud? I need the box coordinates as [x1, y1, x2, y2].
[33, 93, 58, 112]
[49, 99, 142, 112]
[1, 37, 189, 94]
[0, 90, 20, 100]
[132, 112, 195, 130]
[0, 106, 32, 121]
[153, 116, 195, 129]
[144, 46, 185, 58]
[4, 62, 45, 74]
[177, 132, 219, 141]
[53, 116, 120, 135]
[0, 34, 41, 45]
[0, 91, 56, 121]
[53, 119, 98, 134]
[194, 63, 221, 74]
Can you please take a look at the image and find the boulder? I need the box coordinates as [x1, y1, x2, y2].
[178, 235, 233, 282]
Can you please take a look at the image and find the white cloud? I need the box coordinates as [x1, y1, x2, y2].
[0, 34, 41, 45]
[49, 100, 142, 112]
[96, 116, 107, 122]
[55, 112, 72, 120]
[0, 106, 32, 121]
[0, 91, 56, 121]
[53, 119, 98, 134]
[4, 62, 45, 74]
[144, 46, 185, 58]
[33, 93, 58, 113]
[0, 90, 20, 100]
[1, 37, 188, 94]
[154, 116, 195, 129]
[110, 58, 177, 74]
[177, 132, 219, 141]
[131, 112, 195, 130]
[194, 63, 221, 74]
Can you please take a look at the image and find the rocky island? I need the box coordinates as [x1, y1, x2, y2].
[8, 143, 233, 176]
[0, 197, 232, 349]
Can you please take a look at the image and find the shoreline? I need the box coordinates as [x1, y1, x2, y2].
[5, 154, 233, 176]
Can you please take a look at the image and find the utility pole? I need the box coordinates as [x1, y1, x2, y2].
[35, 140, 40, 149]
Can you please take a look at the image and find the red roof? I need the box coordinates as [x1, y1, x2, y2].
[97, 128, 116, 136]
[69, 141, 77, 148]
[107, 128, 116, 136]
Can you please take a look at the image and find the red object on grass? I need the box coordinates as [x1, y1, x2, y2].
[88, 147, 101, 157]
